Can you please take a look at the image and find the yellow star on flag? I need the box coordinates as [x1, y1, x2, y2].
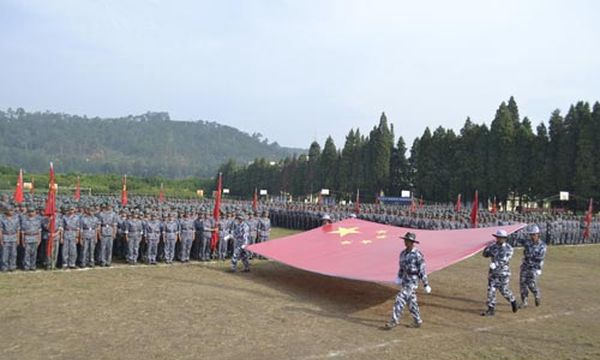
[361, 240, 372, 245]
[329, 226, 360, 237]
[376, 230, 387, 235]
[376, 235, 387, 239]
[341, 240, 352, 246]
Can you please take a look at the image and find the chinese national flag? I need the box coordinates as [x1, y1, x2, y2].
[211, 173, 222, 250]
[470, 190, 479, 228]
[14, 168, 24, 204]
[44, 163, 57, 259]
[121, 175, 128, 207]
[491, 196, 497, 214]
[74, 176, 81, 201]
[455, 194, 462, 212]
[584, 198, 593, 239]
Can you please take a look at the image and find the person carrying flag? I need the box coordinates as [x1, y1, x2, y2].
[384, 232, 431, 329]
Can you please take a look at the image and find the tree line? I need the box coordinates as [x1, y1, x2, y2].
[219, 97, 600, 209]
[0, 108, 301, 178]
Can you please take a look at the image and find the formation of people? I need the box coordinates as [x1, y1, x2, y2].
[0, 194, 270, 272]
[384, 224, 547, 329]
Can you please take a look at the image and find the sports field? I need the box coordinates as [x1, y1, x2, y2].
[1, 229, 599, 360]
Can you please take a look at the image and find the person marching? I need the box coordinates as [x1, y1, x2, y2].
[481, 229, 518, 316]
[384, 232, 431, 329]
[230, 212, 251, 273]
[518, 224, 547, 308]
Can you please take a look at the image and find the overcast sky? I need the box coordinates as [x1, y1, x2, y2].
[1, 0, 598, 148]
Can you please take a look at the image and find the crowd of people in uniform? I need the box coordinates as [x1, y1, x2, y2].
[0, 193, 597, 275]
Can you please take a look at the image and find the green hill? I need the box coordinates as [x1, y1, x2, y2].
[0, 108, 303, 178]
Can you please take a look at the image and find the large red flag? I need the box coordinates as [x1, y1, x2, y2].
[455, 194, 462, 212]
[354, 189, 360, 215]
[419, 196, 424, 208]
[470, 190, 479, 228]
[252, 188, 258, 212]
[211, 173, 223, 250]
[121, 175, 128, 207]
[583, 198, 593, 240]
[491, 196, 497, 214]
[14, 168, 24, 203]
[248, 219, 525, 283]
[45, 163, 57, 259]
[74, 176, 81, 201]
[410, 198, 416, 213]
[159, 183, 165, 203]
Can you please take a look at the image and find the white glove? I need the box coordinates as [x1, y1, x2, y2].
[536, 269, 542, 276]
[241, 244, 247, 249]
[394, 277, 401, 285]
[424, 285, 432, 294]
[489, 262, 497, 270]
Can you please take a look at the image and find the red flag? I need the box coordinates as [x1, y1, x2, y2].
[121, 175, 128, 207]
[74, 176, 81, 201]
[419, 196, 424, 208]
[491, 196, 497, 214]
[14, 168, 24, 203]
[45, 163, 57, 259]
[584, 198, 593, 239]
[354, 189, 360, 215]
[30, 176, 35, 195]
[159, 183, 165, 203]
[455, 194, 462, 212]
[410, 198, 416, 213]
[211, 173, 223, 250]
[252, 188, 258, 212]
[470, 190, 479, 228]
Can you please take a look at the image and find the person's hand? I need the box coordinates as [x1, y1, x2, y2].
[489, 262, 497, 270]
[424, 285, 432, 294]
[394, 277, 401, 285]
[241, 244, 247, 250]
[536, 269, 542, 276]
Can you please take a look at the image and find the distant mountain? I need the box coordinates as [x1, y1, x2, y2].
[0, 108, 304, 178]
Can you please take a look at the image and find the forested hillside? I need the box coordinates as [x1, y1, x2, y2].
[0, 109, 302, 178]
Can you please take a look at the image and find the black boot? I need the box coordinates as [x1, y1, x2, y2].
[481, 307, 495, 316]
[511, 300, 518, 313]
[535, 297, 541, 307]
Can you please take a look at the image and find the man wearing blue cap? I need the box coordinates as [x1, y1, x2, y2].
[481, 229, 518, 316]
[518, 224, 547, 308]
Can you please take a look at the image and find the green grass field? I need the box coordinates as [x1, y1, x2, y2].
[0, 228, 599, 360]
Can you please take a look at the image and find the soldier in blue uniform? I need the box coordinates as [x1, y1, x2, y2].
[518, 225, 547, 308]
[20, 207, 41, 270]
[179, 210, 195, 262]
[1, 206, 21, 271]
[162, 212, 179, 264]
[257, 211, 271, 244]
[481, 229, 518, 316]
[201, 212, 216, 261]
[97, 203, 117, 267]
[217, 212, 230, 260]
[144, 212, 162, 265]
[79, 206, 99, 267]
[125, 210, 144, 265]
[384, 232, 431, 329]
[230, 212, 251, 272]
[61, 206, 80, 269]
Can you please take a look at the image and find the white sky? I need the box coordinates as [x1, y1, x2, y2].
[1, 0, 598, 148]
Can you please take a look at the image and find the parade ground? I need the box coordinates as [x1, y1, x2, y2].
[1, 229, 599, 360]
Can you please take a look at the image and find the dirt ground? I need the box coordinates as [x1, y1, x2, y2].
[1, 231, 599, 360]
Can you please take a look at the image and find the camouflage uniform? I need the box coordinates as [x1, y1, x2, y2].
[482, 241, 517, 313]
[389, 248, 429, 326]
[20, 212, 41, 270]
[79, 213, 99, 267]
[163, 216, 179, 264]
[178, 215, 195, 262]
[1, 212, 20, 271]
[201, 216, 215, 261]
[97, 209, 117, 266]
[125, 216, 144, 264]
[143, 217, 162, 264]
[230, 217, 250, 272]
[519, 238, 547, 306]
[61, 212, 80, 268]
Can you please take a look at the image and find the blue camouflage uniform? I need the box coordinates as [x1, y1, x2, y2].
[125, 217, 144, 264]
[79, 213, 99, 267]
[389, 247, 429, 326]
[143, 218, 162, 264]
[518, 237, 547, 306]
[230, 218, 250, 272]
[482, 240, 517, 313]
[20, 212, 41, 270]
[62, 213, 80, 268]
[97, 209, 117, 266]
[162, 217, 179, 264]
[178, 215, 195, 262]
